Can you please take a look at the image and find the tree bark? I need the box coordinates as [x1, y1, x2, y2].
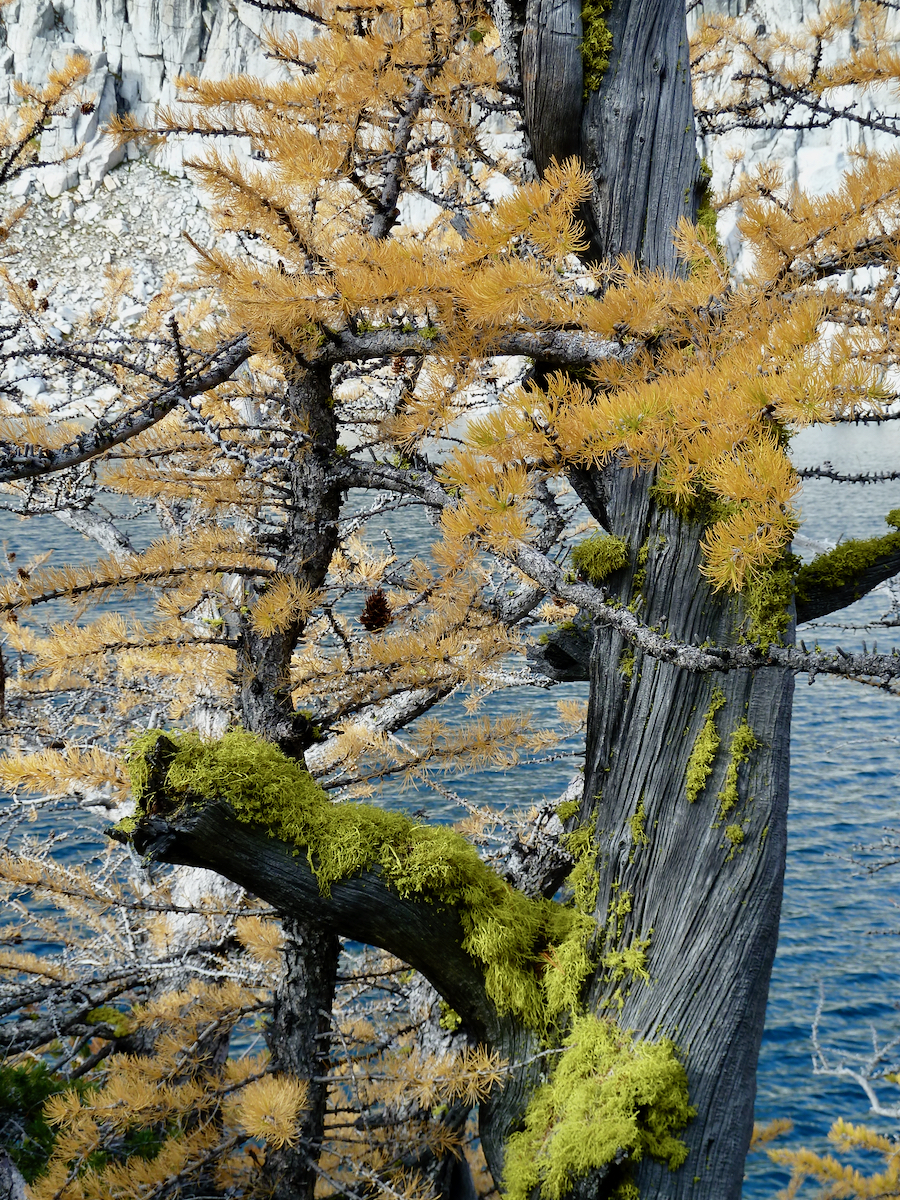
[236, 360, 343, 1196]
[516, 0, 702, 266]
[572, 470, 792, 1199]
[513, 3, 786, 1189]
[129, 798, 507, 1047]
[580, 0, 700, 269]
[264, 917, 340, 1200]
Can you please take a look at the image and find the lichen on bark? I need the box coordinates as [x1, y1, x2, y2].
[685, 686, 726, 804]
[581, 0, 614, 96]
[502, 1013, 695, 1200]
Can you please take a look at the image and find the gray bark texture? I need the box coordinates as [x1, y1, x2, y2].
[581, 471, 792, 1200]
[516, 0, 702, 266]
[502, 2, 787, 1194]
[521, 0, 583, 174]
[580, 0, 700, 268]
[0, 1151, 27, 1200]
[264, 918, 340, 1200]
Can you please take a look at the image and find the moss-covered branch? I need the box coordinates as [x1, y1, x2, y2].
[112, 730, 585, 1045]
[795, 512, 900, 624]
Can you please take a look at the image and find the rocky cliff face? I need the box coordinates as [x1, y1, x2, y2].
[1, 0, 895, 240]
[0, 0, 312, 196]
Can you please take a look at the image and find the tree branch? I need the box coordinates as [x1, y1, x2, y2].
[123, 802, 505, 1045]
[795, 534, 900, 624]
[0, 335, 252, 485]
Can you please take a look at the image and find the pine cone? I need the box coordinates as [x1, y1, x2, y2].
[360, 587, 392, 631]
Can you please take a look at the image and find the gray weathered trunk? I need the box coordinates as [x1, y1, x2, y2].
[513, 2, 788, 1191]
[516, 0, 702, 265]
[240, 361, 343, 1198]
[264, 918, 340, 1200]
[580, 0, 700, 269]
[580, 471, 791, 1198]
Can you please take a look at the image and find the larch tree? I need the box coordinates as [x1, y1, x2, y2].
[2, 1, 900, 1200]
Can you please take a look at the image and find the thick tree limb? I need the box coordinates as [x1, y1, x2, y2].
[126, 802, 505, 1046]
[314, 326, 626, 369]
[796, 542, 900, 623]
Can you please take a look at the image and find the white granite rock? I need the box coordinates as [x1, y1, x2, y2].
[0, 0, 315, 195]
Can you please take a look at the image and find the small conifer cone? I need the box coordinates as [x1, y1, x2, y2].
[360, 587, 392, 631]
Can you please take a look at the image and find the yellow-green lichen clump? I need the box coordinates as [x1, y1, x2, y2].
[685, 686, 726, 804]
[715, 720, 758, 826]
[581, 0, 614, 96]
[124, 728, 581, 1031]
[503, 1013, 696, 1200]
[572, 533, 630, 584]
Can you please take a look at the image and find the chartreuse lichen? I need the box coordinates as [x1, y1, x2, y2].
[581, 0, 614, 96]
[556, 797, 580, 822]
[124, 728, 577, 1032]
[541, 823, 600, 1021]
[572, 533, 630, 584]
[628, 797, 649, 860]
[795, 511, 900, 606]
[685, 686, 726, 804]
[715, 721, 759, 859]
[439, 1002, 462, 1032]
[503, 1014, 695, 1200]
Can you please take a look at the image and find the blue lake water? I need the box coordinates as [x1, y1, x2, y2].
[1, 422, 898, 1196]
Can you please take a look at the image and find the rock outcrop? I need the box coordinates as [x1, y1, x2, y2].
[0, 0, 312, 196]
[1, 0, 897, 248]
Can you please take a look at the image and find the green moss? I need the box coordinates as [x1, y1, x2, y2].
[439, 1002, 462, 1032]
[125, 729, 582, 1032]
[649, 480, 734, 528]
[556, 798, 580, 822]
[742, 556, 799, 650]
[685, 686, 726, 803]
[502, 1013, 696, 1200]
[690, 160, 726, 275]
[85, 1005, 134, 1037]
[541, 823, 602, 1021]
[795, 516, 900, 605]
[619, 648, 635, 680]
[0, 1062, 115, 1182]
[572, 533, 630, 585]
[715, 721, 758, 826]
[581, 0, 614, 96]
[630, 538, 650, 600]
[724, 823, 746, 858]
[628, 798, 648, 852]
